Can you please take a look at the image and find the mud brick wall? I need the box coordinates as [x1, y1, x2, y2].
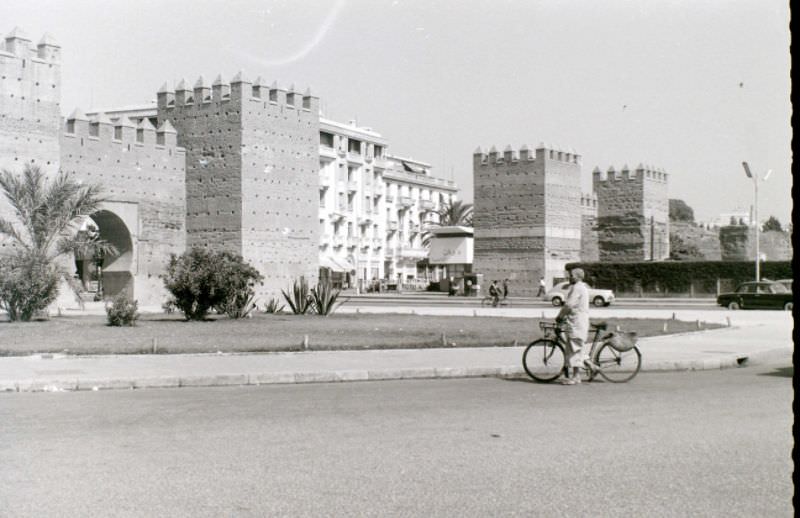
[60, 116, 186, 304]
[718, 226, 792, 262]
[159, 76, 320, 301]
[473, 145, 582, 296]
[0, 32, 61, 255]
[593, 165, 669, 262]
[580, 193, 599, 263]
[240, 87, 320, 300]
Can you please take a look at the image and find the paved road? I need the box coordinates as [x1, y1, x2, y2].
[0, 360, 792, 517]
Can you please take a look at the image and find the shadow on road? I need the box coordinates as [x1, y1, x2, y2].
[758, 366, 793, 378]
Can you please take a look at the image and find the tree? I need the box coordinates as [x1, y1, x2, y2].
[668, 232, 704, 261]
[668, 199, 694, 223]
[421, 200, 473, 247]
[761, 215, 783, 232]
[0, 164, 113, 321]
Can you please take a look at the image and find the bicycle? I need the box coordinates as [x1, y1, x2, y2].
[480, 296, 512, 307]
[522, 320, 642, 383]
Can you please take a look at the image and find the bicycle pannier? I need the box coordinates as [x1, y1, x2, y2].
[604, 331, 637, 352]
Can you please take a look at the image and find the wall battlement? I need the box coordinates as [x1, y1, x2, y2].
[63, 109, 185, 151]
[0, 27, 61, 62]
[157, 72, 319, 113]
[592, 164, 668, 184]
[474, 143, 581, 166]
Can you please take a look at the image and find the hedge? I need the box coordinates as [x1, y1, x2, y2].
[564, 260, 793, 293]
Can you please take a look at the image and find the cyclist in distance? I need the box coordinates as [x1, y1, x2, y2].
[555, 268, 590, 385]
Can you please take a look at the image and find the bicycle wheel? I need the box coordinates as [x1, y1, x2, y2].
[522, 339, 566, 382]
[594, 343, 641, 383]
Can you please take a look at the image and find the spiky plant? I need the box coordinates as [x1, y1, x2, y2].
[309, 279, 341, 316]
[281, 276, 313, 315]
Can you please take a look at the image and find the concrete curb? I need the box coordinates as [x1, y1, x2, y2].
[1, 346, 790, 393]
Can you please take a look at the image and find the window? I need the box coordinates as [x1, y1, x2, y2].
[374, 145, 383, 159]
[269, 89, 277, 102]
[348, 139, 361, 154]
[114, 126, 123, 140]
[66, 120, 75, 133]
[89, 122, 99, 137]
[320, 132, 334, 148]
[136, 128, 144, 143]
[319, 191, 325, 208]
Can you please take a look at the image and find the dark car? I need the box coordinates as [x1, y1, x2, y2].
[775, 279, 793, 293]
[716, 281, 793, 310]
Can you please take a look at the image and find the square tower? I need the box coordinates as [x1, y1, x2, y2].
[592, 164, 670, 262]
[157, 73, 321, 300]
[472, 144, 582, 295]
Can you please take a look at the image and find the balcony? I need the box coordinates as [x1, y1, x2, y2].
[333, 235, 346, 248]
[400, 246, 428, 259]
[347, 181, 359, 192]
[398, 196, 414, 208]
[387, 220, 398, 231]
[319, 173, 331, 189]
[346, 152, 363, 165]
[346, 236, 357, 249]
[319, 146, 337, 161]
[372, 238, 383, 248]
[385, 194, 395, 203]
[329, 209, 346, 222]
[420, 199, 435, 211]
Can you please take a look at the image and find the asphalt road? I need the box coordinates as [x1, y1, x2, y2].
[341, 297, 723, 310]
[0, 360, 793, 517]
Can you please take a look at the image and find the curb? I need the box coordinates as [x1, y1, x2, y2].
[1, 347, 790, 393]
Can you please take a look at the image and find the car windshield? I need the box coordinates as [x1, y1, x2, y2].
[771, 283, 790, 294]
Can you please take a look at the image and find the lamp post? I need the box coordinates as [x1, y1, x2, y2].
[741, 162, 772, 282]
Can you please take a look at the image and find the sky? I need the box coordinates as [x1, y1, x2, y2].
[2, 0, 792, 225]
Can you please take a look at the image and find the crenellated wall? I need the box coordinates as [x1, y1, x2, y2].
[473, 143, 582, 295]
[157, 72, 320, 301]
[0, 28, 61, 230]
[592, 164, 670, 262]
[59, 110, 186, 303]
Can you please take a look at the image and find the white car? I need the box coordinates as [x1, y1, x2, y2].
[544, 282, 615, 307]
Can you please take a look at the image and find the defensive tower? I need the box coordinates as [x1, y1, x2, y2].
[157, 72, 321, 300]
[592, 164, 670, 261]
[472, 143, 582, 295]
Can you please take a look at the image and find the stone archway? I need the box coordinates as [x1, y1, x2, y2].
[74, 209, 135, 300]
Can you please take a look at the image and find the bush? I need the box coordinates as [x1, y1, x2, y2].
[106, 294, 139, 326]
[0, 253, 60, 322]
[565, 260, 793, 293]
[162, 248, 263, 321]
[282, 276, 313, 315]
[309, 280, 341, 316]
[264, 297, 285, 314]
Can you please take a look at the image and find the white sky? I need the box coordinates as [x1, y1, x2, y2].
[2, 0, 792, 225]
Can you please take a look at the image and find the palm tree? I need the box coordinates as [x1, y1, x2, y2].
[0, 164, 113, 320]
[421, 200, 473, 247]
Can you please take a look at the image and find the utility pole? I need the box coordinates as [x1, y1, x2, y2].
[650, 216, 655, 260]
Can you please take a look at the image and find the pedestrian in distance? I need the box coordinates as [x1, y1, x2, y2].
[488, 280, 501, 307]
[536, 276, 546, 297]
[555, 268, 590, 385]
[502, 278, 509, 300]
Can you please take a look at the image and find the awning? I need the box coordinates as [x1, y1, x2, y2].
[320, 256, 355, 273]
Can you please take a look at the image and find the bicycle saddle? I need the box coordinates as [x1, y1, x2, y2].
[590, 321, 608, 330]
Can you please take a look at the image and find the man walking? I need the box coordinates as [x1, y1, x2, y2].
[555, 268, 589, 385]
[536, 276, 546, 297]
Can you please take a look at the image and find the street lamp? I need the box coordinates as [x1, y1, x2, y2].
[741, 162, 772, 282]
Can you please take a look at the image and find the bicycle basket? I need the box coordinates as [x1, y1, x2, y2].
[604, 331, 637, 352]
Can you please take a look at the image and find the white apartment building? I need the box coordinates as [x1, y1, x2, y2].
[317, 119, 458, 290]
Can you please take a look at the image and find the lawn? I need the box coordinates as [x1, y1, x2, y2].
[0, 312, 722, 356]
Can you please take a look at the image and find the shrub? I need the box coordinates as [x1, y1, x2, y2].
[309, 279, 341, 316]
[282, 276, 313, 315]
[264, 297, 285, 314]
[162, 248, 263, 321]
[106, 294, 139, 326]
[0, 253, 60, 322]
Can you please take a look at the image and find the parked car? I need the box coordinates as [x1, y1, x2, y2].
[775, 279, 793, 293]
[544, 282, 615, 307]
[716, 281, 793, 310]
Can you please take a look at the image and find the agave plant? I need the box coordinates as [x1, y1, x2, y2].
[281, 276, 313, 315]
[264, 297, 285, 314]
[310, 279, 341, 316]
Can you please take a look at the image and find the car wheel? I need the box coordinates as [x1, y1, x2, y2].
[551, 297, 563, 307]
[592, 296, 605, 307]
[784, 302, 793, 311]
[728, 301, 740, 310]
